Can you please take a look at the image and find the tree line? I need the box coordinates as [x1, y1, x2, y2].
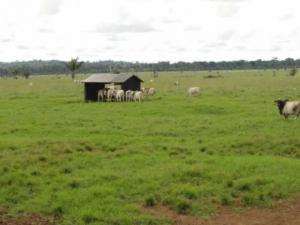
[0, 58, 299, 78]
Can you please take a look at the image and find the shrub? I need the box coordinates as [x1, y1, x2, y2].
[200, 147, 207, 152]
[2, 167, 9, 173]
[52, 206, 64, 217]
[220, 194, 234, 206]
[268, 190, 286, 200]
[236, 181, 252, 192]
[145, 196, 156, 207]
[226, 180, 234, 188]
[254, 177, 269, 186]
[62, 168, 72, 174]
[176, 200, 191, 214]
[241, 194, 255, 206]
[183, 189, 197, 200]
[69, 180, 80, 189]
[38, 156, 47, 162]
[289, 68, 297, 76]
[82, 215, 98, 224]
[30, 171, 40, 176]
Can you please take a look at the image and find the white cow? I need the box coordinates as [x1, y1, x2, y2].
[147, 87, 156, 96]
[125, 90, 134, 102]
[116, 90, 125, 102]
[106, 89, 116, 102]
[141, 87, 149, 94]
[133, 91, 143, 102]
[275, 99, 300, 119]
[188, 87, 201, 97]
[97, 89, 106, 102]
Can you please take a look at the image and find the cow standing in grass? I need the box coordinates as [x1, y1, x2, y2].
[133, 91, 143, 102]
[126, 90, 134, 102]
[141, 87, 150, 94]
[116, 90, 125, 102]
[275, 99, 300, 119]
[106, 89, 116, 102]
[97, 89, 106, 102]
[188, 87, 200, 97]
[141, 87, 156, 98]
[147, 88, 156, 96]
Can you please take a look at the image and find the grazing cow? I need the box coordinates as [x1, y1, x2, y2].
[116, 90, 125, 102]
[188, 87, 201, 97]
[133, 91, 143, 102]
[97, 89, 106, 102]
[106, 89, 116, 102]
[141, 87, 150, 94]
[125, 90, 134, 102]
[275, 99, 300, 119]
[147, 87, 156, 96]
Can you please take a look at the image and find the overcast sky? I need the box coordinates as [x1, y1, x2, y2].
[0, 0, 299, 62]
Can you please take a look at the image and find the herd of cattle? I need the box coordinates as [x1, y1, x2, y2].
[96, 86, 202, 102]
[97, 87, 156, 102]
[90, 80, 300, 119]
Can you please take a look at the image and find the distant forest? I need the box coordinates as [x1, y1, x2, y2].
[0, 58, 299, 76]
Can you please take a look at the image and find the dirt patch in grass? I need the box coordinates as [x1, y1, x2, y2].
[142, 197, 300, 225]
[0, 208, 56, 225]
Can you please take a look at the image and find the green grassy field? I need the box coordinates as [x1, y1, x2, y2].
[0, 70, 299, 225]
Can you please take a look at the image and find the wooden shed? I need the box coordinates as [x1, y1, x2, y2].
[81, 73, 143, 101]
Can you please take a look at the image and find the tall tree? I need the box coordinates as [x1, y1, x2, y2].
[9, 67, 20, 78]
[1, 58, 300, 75]
[23, 71, 30, 79]
[65, 57, 84, 79]
[289, 67, 297, 76]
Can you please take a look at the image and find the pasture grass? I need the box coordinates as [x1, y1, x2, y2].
[0, 70, 299, 224]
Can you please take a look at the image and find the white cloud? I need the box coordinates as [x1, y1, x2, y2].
[107, 35, 125, 42]
[1, 38, 12, 43]
[17, 45, 29, 50]
[95, 23, 157, 34]
[0, 0, 298, 62]
[38, 28, 54, 33]
[216, 3, 240, 17]
[219, 30, 235, 41]
[204, 42, 227, 49]
[39, 0, 62, 15]
[208, 0, 249, 2]
[278, 12, 295, 21]
[184, 25, 202, 32]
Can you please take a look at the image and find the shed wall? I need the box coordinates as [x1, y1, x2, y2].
[83, 75, 142, 102]
[121, 77, 141, 91]
[84, 83, 105, 101]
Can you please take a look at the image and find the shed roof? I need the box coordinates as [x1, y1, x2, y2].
[82, 73, 143, 83]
